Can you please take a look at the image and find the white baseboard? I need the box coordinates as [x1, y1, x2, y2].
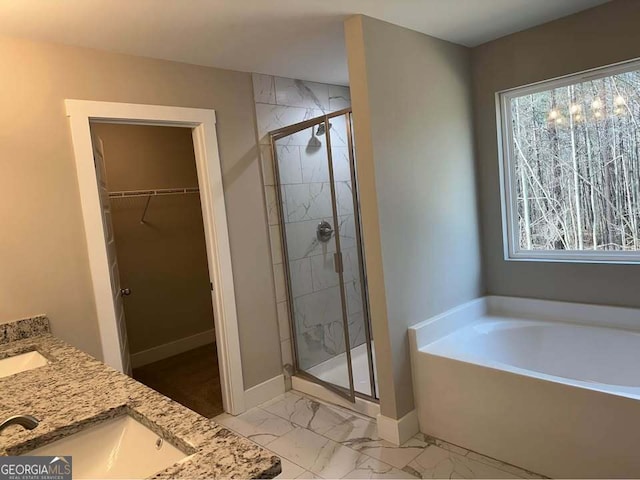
[130, 329, 215, 368]
[377, 409, 419, 445]
[244, 374, 286, 410]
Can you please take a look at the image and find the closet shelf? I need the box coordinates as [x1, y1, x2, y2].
[108, 187, 200, 224]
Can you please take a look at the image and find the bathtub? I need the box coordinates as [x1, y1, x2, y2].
[408, 296, 640, 478]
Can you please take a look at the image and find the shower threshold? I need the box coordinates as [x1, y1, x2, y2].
[306, 342, 377, 398]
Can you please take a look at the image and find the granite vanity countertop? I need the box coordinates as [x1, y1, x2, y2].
[0, 329, 281, 479]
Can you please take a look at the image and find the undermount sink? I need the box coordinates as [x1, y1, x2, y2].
[23, 415, 189, 479]
[0, 351, 49, 378]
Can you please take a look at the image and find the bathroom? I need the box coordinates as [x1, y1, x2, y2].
[1, 1, 639, 479]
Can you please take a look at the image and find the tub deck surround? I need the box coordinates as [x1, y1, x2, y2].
[0, 333, 280, 479]
[409, 296, 640, 478]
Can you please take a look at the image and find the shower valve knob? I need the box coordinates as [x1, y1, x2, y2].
[317, 221, 333, 243]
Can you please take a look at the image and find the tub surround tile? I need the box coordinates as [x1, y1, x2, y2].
[281, 338, 294, 368]
[276, 145, 303, 185]
[345, 279, 364, 316]
[270, 225, 284, 265]
[0, 315, 50, 344]
[274, 263, 287, 303]
[0, 334, 280, 479]
[275, 78, 330, 111]
[277, 301, 291, 342]
[404, 445, 521, 479]
[335, 181, 355, 216]
[265, 185, 281, 226]
[300, 144, 330, 183]
[348, 312, 368, 348]
[261, 144, 276, 186]
[284, 219, 336, 261]
[310, 253, 340, 291]
[289, 258, 313, 298]
[284, 183, 332, 223]
[294, 287, 343, 333]
[253, 73, 277, 104]
[329, 85, 351, 111]
[327, 114, 349, 147]
[337, 215, 357, 250]
[256, 104, 323, 145]
[331, 147, 352, 182]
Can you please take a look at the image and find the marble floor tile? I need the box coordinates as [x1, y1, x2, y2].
[213, 407, 295, 446]
[465, 452, 545, 479]
[404, 445, 523, 479]
[295, 471, 322, 479]
[413, 433, 469, 456]
[268, 427, 365, 479]
[263, 390, 355, 434]
[323, 412, 379, 444]
[352, 436, 428, 469]
[215, 392, 540, 480]
[344, 456, 416, 479]
[274, 457, 307, 479]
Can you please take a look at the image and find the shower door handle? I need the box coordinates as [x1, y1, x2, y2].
[334, 252, 343, 274]
[120, 288, 132, 297]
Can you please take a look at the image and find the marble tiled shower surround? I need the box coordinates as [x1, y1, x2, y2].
[252, 74, 367, 386]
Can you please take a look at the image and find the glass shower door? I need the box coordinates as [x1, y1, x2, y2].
[272, 119, 356, 401]
[327, 112, 377, 399]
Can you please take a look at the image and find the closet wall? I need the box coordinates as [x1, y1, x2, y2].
[91, 123, 215, 364]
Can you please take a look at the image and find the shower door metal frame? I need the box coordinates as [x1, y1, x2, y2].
[269, 108, 377, 402]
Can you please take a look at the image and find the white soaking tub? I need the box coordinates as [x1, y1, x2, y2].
[408, 296, 640, 479]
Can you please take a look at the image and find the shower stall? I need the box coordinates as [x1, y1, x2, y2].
[269, 108, 377, 402]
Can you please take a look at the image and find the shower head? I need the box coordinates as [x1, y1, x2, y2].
[316, 122, 331, 136]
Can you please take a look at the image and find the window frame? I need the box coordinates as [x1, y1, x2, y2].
[496, 57, 640, 264]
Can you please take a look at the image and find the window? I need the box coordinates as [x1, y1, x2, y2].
[498, 59, 640, 263]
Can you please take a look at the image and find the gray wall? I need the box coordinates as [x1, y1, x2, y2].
[472, 0, 640, 308]
[346, 15, 483, 418]
[0, 35, 280, 389]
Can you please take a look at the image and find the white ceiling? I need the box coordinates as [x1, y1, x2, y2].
[0, 0, 609, 86]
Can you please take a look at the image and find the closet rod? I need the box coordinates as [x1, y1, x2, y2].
[108, 187, 200, 198]
[107, 187, 200, 223]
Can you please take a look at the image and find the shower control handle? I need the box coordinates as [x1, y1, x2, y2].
[317, 220, 333, 243]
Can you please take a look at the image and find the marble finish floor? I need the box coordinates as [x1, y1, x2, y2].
[132, 343, 223, 418]
[214, 391, 544, 479]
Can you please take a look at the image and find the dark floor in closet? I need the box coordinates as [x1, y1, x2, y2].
[132, 343, 223, 418]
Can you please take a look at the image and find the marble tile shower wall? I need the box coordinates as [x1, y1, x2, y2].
[252, 74, 365, 382]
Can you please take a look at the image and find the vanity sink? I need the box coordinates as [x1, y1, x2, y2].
[0, 351, 49, 378]
[23, 415, 189, 479]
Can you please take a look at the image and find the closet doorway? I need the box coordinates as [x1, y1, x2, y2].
[90, 122, 223, 418]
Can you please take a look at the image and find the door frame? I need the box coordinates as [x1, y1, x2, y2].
[65, 100, 246, 414]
